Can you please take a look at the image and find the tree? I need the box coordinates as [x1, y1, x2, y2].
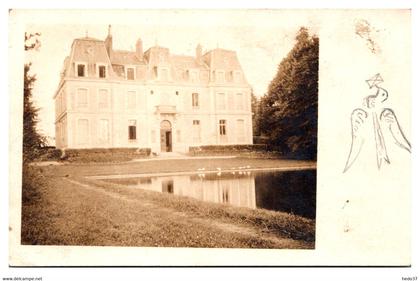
[259, 27, 319, 160]
[23, 32, 45, 162]
[250, 89, 261, 137]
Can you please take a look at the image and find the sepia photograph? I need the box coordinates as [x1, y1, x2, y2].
[20, 14, 318, 250]
[7, 8, 413, 268]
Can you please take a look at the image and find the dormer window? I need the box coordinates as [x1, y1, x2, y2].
[190, 70, 198, 83]
[153, 66, 158, 79]
[159, 68, 169, 81]
[158, 53, 165, 64]
[76, 63, 86, 77]
[98, 65, 107, 78]
[216, 70, 225, 83]
[126, 67, 135, 80]
[234, 71, 242, 83]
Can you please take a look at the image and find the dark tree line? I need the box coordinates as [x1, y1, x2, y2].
[23, 32, 45, 163]
[255, 27, 319, 160]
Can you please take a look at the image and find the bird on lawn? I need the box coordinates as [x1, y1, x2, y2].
[343, 73, 411, 172]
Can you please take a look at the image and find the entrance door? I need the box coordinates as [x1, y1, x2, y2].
[160, 120, 172, 152]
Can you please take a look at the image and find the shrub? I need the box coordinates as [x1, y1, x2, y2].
[189, 144, 268, 154]
[61, 148, 151, 163]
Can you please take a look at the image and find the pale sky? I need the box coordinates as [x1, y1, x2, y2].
[23, 10, 318, 141]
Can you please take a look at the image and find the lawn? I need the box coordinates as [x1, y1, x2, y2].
[21, 157, 316, 249]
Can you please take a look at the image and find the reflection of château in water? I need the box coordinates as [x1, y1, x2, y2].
[104, 170, 316, 219]
[122, 173, 257, 209]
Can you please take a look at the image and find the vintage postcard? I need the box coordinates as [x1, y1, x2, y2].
[8, 9, 411, 266]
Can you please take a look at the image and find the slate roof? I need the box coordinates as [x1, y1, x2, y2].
[202, 48, 242, 70]
[72, 38, 110, 64]
[110, 50, 143, 65]
[171, 55, 207, 70]
[64, 35, 245, 82]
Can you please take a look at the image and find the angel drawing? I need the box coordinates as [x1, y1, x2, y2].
[343, 73, 411, 173]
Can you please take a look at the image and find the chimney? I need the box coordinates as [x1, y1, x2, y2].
[136, 38, 143, 60]
[105, 24, 113, 57]
[196, 44, 203, 61]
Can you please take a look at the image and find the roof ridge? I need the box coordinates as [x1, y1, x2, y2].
[171, 54, 195, 59]
[113, 49, 135, 53]
[75, 37, 103, 42]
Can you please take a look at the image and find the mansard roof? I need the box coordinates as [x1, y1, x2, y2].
[202, 48, 242, 71]
[110, 50, 143, 65]
[61, 32, 246, 82]
[72, 37, 110, 63]
[171, 55, 207, 70]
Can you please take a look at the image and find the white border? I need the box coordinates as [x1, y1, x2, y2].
[2, 2, 419, 281]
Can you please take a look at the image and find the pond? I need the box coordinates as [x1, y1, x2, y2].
[100, 169, 316, 219]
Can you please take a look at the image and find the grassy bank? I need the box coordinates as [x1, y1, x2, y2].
[85, 176, 315, 242]
[43, 157, 316, 177]
[21, 158, 316, 248]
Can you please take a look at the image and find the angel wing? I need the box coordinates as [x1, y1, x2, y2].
[380, 108, 411, 153]
[343, 108, 369, 173]
[372, 112, 390, 169]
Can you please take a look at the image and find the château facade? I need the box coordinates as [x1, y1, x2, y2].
[54, 26, 253, 153]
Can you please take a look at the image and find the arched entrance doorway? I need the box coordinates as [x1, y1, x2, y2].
[160, 120, 172, 152]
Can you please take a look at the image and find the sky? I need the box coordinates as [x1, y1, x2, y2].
[22, 10, 318, 142]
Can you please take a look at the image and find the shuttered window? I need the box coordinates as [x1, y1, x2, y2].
[219, 120, 227, 136]
[128, 120, 137, 140]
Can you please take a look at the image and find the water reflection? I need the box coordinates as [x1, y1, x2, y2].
[103, 169, 316, 219]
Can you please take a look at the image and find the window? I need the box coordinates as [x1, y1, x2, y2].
[235, 93, 244, 110]
[158, 53, 165, 64]
[160, 68, 169, 81]
[60, 121, 65, 143]
[222, 188, 229, 203]
[236, 119, 245, 142]
[234, 71, 242, 82]
[58, 91, 66, 113]
[126, 67, 135, 80]
[216, 71, 225, 83]
[56, 122, 61, 144]
[216, 93, 226, 110]
[77, 64, 86, 77]
[98, 65, 106, 78]
[219, 120, 227, 136]
[77, 88, 88, 108]
[192, 93, 199, 108]
[98, 89, 109, 109]
[190, 71, 198, 83]
[128, 120, 137, 140]
[193, 120, 201, 143]
[160, 92, 172, 105]
[77, 119, 89, 144]
[99, 119, 109, 143]
[200, 71, 208, 82]
[127, 91, 136, 109]
[228, 93, 234, 110]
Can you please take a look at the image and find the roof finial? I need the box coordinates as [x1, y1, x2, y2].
[108, 24, 112, 37]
